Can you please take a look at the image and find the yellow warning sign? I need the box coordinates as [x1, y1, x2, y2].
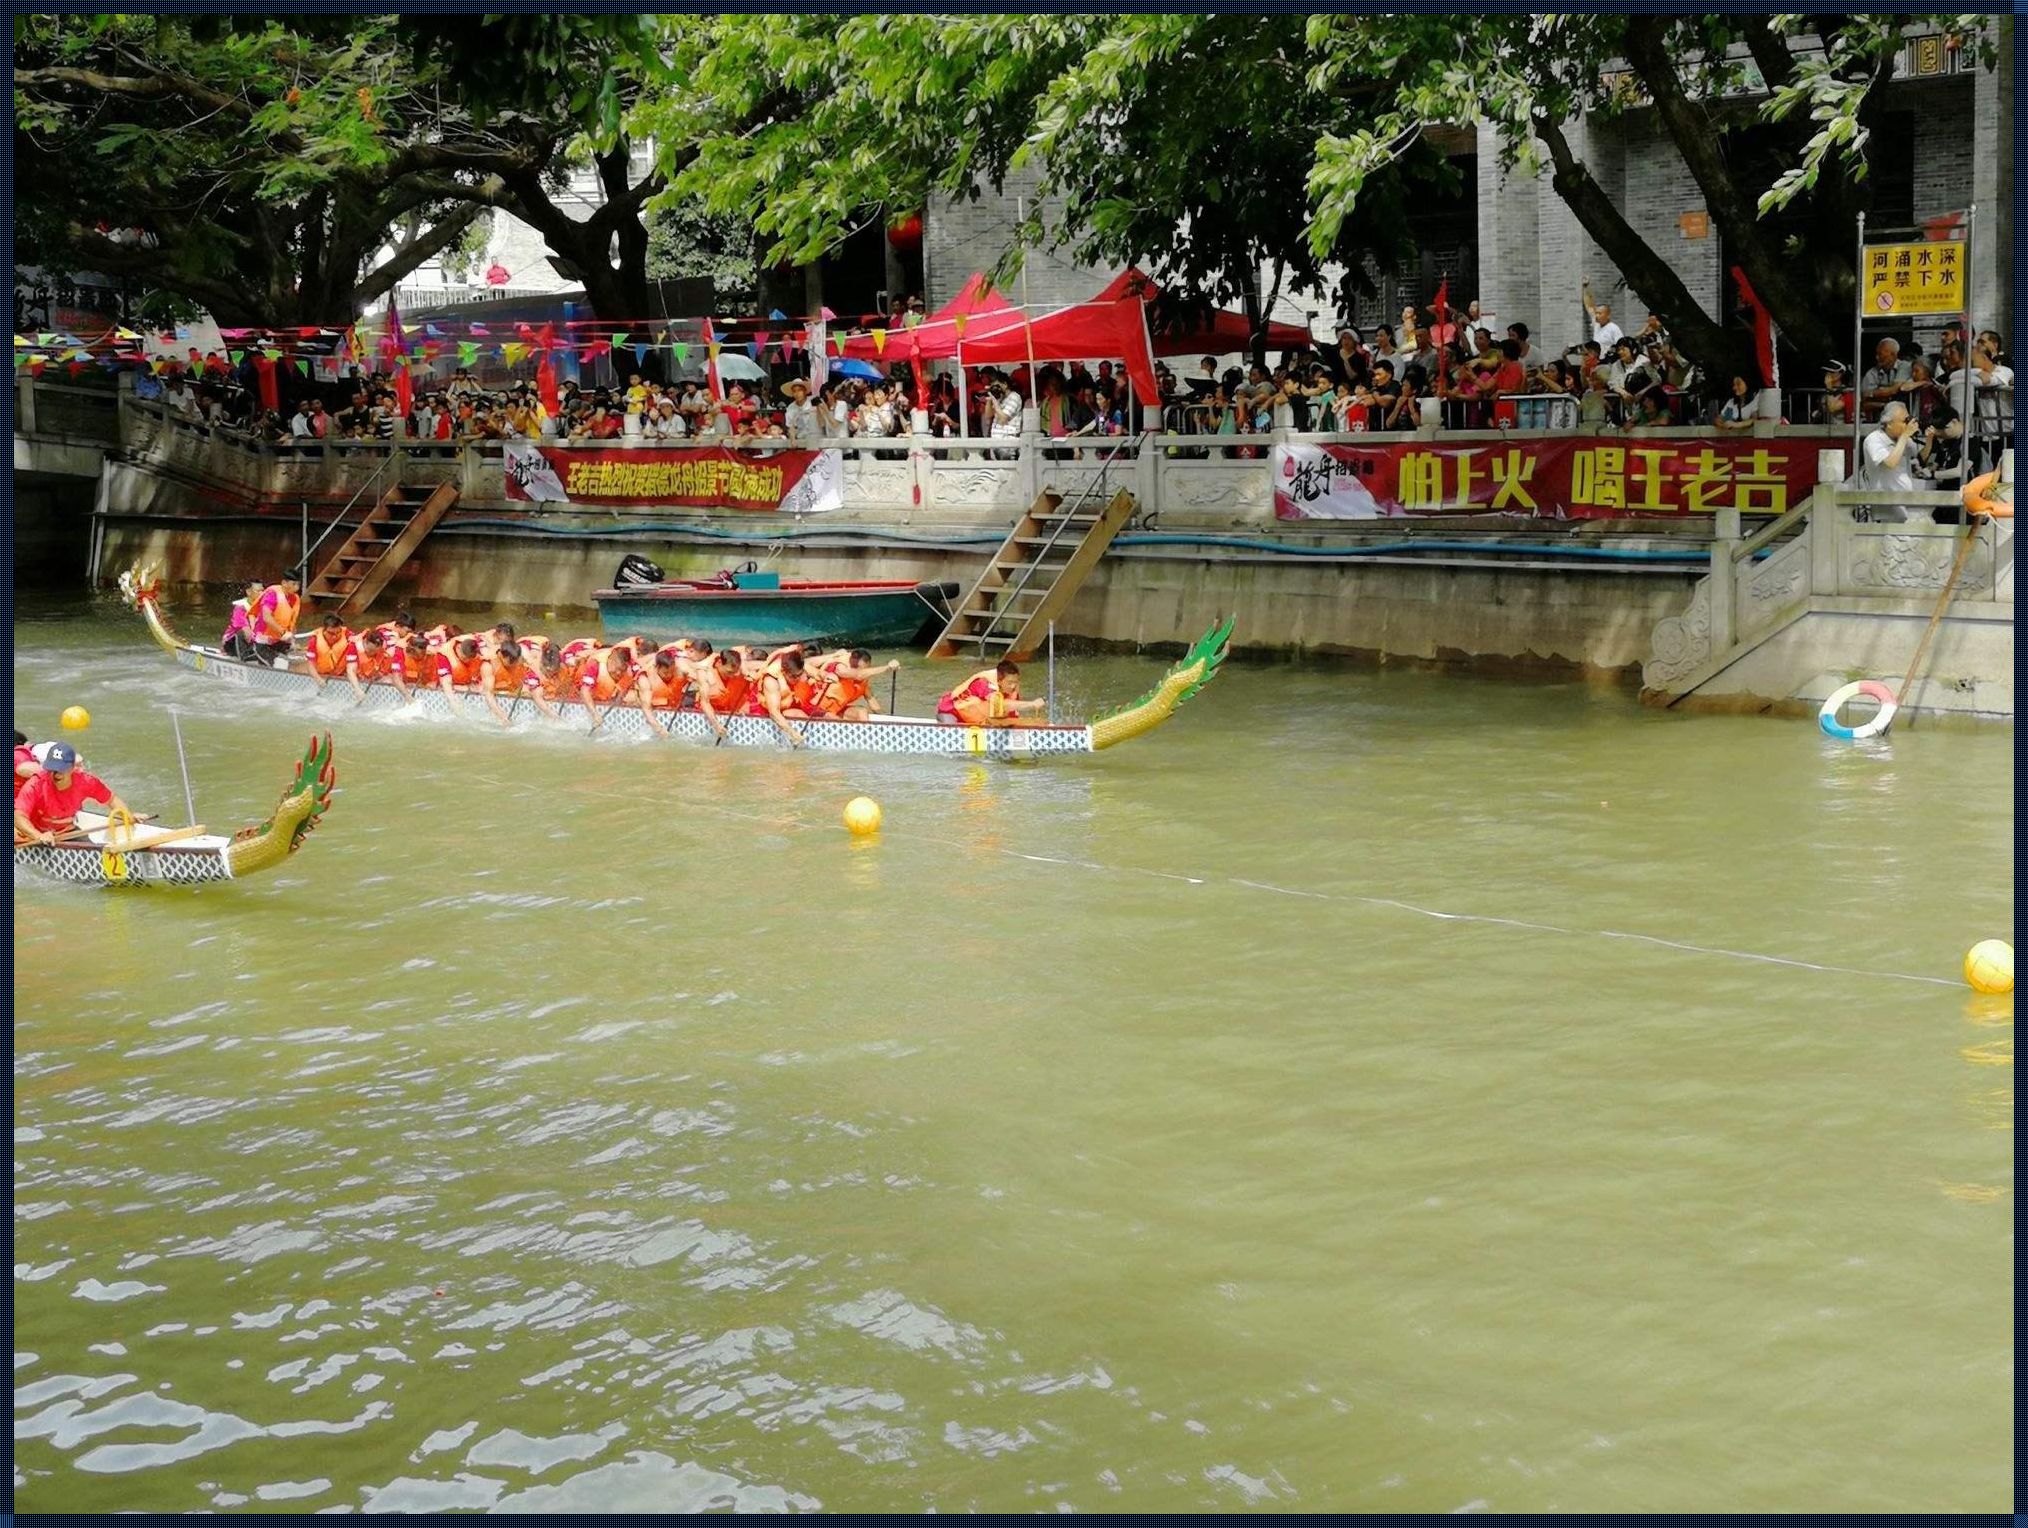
[1861, 240, 1964, 316]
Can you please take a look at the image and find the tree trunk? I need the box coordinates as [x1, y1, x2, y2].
[1534, 115, 1756, 381]
[1620, 17, 1841, 365]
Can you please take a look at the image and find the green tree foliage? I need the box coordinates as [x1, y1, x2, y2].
[638, 14, 1449, 348]
[13, 13, 680, 326]
[646, 203, 757, 311]
[636, 12, 1997, 375]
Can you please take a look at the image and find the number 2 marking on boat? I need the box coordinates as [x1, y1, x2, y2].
[100, 850, 127, 882]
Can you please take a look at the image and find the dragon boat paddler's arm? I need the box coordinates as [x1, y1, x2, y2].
[762, 679, 807, 749]
[523, 680, 561, 721]
[343, 652, 366, 703]
[629, 673, 671, 737]
[14, 805, 53, 845]
[697, 689, 730, 741]
[480, 669, 515, 727]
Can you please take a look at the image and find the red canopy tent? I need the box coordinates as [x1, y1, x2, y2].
[836, 278, 1163, 404]
[1092, 268, 1313, 357]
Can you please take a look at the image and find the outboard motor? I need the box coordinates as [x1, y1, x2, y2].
[612, 554, 665, 589]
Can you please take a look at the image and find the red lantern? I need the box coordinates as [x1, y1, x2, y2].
[484, 262, 511, 287]
[887, 213, 924, 253]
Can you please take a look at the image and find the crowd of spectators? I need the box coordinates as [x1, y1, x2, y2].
[133, 279, 2010, 473]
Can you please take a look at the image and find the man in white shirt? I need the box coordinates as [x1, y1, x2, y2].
[1970, 343, 2014, 392]
[782, 379, 821, 446]
[289, 403, 315, 439]
[1860, 402, 1917, 493]
[1580, 277, 1624, 351]
[1861, 338, 1912, 420]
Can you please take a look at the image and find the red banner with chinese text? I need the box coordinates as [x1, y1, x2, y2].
[1273, 438, 1844, 520]
[503, 442, 843, 513]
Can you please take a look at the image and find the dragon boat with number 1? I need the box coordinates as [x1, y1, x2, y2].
[121, 569, 1230, 759]
[13, 732, 335, 889]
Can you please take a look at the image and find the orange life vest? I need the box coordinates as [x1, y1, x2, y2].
[309, 628, 354, 676]
[483, 655, 533, 693]
[811, 666, 871, 717]
[258, 591, 300, 641]
[702, 668, 750, 715]
[940, 667, 1005, 724]
[355, 642, 396, 682]
[747, 662, 817, 716]
[440, 647, 485, 687]
[584, 652, 638, 704]
[645, 664, 690, 709]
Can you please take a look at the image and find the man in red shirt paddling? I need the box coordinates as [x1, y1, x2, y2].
[14, 742, 131, 845]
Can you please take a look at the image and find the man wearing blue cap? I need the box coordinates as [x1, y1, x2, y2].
[13, 742, 129, 845]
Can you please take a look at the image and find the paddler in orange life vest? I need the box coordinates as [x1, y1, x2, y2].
[748, 649, 819, 748]
[433, 634, 486, 706]
[478, 638, 559, 726]
[938, 660, 1046, 726]
[644, 647, 694, 715]
[354, 629, 405, 693]
[807, 648, 901, 720]
[694, 649, 751, 741]
[306, 613, 369, 700]
[250, 573, 301, 665]
[370, 608, 418, 652]
[581, 644, 661, 733]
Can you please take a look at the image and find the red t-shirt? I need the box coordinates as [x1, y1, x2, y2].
[16, 768, 112, 833]
[14, 745, 37, 802]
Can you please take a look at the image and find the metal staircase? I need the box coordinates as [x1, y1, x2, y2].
[304, 481, 460, 619]
[929, 443, 1140, 661]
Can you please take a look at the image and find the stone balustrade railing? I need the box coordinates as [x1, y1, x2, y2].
[109, 393, 1861, 534]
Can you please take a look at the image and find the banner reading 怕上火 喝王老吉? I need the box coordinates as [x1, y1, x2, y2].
[504, 443, 843, 512]
[1273, 437, 1845, 520]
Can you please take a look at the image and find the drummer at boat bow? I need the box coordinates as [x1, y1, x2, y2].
[249, 575, 301, 663]
[14, 742, 129, 845]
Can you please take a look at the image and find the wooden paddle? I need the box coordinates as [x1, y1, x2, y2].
[1887, 523, 1979, 734]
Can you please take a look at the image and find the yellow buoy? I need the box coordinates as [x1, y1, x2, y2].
[1963, 940, 2013, 995]
[60, 705, 90, 731]
[842, 796, 883, 836]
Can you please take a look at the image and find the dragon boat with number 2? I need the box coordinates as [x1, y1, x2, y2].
[121, 569, 1230, 759]
[13, 732, 335, 889]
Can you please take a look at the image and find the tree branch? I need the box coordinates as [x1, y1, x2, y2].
[1738, 16, 1797, 95]
[1532, 112, 1748, 375]
[1620, 15, 1833, 359]
[61, 226, 255, 322]
[352, 202, 491, 310]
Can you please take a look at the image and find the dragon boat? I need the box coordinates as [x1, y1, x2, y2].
[121, 569, 1229, 760]
[13, 732, 335, 888]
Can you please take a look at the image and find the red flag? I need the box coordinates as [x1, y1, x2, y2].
[537, 354, 558, 419]
[386, 295, 406, 357]
[1731, 265, 1776, 389]
[1430, 279, 1453, 346]
[393, 361, 413, 418]
[251, 354, 280, 411]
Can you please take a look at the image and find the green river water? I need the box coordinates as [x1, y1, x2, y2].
[11, 596, 2014, 1513]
